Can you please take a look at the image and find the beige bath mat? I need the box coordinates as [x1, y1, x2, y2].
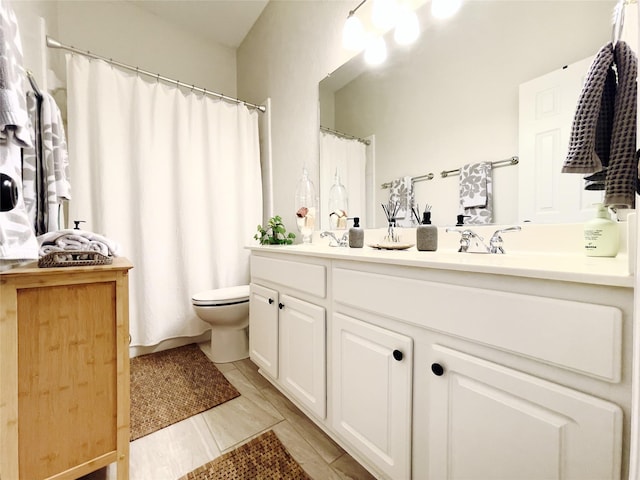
[129, 343, 240, 441]
[180, 430, 312, 480]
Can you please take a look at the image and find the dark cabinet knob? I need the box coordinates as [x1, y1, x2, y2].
[392, 349, 403, 361]
[431, 363, 445, 376]
[278, 302, 284, 310]
[268, 298, 274, 305]
[0, 173, 19, 212]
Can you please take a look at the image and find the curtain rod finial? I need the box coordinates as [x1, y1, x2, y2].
[46, 36, 62, 49]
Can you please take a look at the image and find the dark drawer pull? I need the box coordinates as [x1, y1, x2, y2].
[431, 363, 445, 376]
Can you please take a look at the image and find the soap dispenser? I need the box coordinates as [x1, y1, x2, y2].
[417, 212, 437, 251]
[584, 204, 619, 257]
[349, 217, 364, 248]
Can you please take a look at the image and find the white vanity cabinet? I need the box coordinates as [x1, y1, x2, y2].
[248, 246, 634, 480]
[249, 283, 279, 378]
[332, 313, 413, 480]
[249, 253, 328, 419]
[425, 344, 622, 480]
[333, 260, 632, 480]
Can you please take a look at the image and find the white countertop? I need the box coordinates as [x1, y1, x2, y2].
[248, 223, 635, 288]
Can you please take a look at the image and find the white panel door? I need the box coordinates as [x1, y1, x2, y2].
[427, 344, 623, 480]
[279, 294, 326, 419]
[519, 56, 603, 223]
[332, 313, 413, 479]
[249, 283, 279, 378]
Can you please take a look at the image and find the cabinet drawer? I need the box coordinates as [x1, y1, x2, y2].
[251, 255, 326, 298]
[333, 267, 622, 382]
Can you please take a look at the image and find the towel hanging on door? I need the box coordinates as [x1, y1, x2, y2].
[22, 91, 71, 234]
[562, 41, 638, 208]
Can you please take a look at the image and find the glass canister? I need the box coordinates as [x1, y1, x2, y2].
[328, 169, 349, 230]
[295, 167, 317, 244]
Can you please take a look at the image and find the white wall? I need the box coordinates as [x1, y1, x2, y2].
[11, 0, 237, 102]
[237, 0, 353, 234]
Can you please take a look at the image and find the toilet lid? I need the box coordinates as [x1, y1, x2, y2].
[192, 285, 250, 306]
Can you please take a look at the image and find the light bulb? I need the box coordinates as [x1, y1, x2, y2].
[372, 0, 399, 31]
[394, 7, 419, 45]
[342, 14, 366, 51]
[431, 0, 462, 19]
[364, 35, 387, 66]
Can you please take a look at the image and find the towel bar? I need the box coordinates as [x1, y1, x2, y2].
[440, 156, 519, 178]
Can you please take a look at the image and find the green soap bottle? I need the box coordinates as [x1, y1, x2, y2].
[584, 204, 619, 257]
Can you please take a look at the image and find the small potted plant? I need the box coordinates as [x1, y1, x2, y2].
[255, 215, 296, 245]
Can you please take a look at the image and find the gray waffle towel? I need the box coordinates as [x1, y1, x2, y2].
[562, 41, 638, 208]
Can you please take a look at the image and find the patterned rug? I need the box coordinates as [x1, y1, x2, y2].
[130, 343, 240, 441]
[179, 430, 312, 480]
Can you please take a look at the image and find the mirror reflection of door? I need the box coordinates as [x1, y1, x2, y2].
[518, 56, 603, 224]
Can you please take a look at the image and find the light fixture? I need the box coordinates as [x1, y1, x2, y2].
[341, 0, 427, 62]
[371, 0, 399, 31]
[364, 34, 387, 65]
[343, 14, 366, 51]
[431, 0, 463, 19]
[394, 5, 419, 45]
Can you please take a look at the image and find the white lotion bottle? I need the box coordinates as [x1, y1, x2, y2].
[584, 204, 619, 257]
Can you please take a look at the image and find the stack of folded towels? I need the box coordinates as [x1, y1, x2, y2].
[37, 229, 119, 258]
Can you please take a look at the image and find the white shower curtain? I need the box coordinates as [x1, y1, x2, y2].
[319, 131, 367, 230]
[66, 55, 263, 347]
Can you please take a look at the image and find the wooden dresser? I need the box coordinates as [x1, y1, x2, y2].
[0, 258, 133, 480]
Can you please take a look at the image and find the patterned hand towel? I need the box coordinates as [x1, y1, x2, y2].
[0, 1, 38, 261]
[459, 162, 493, 224]
[23, 92, 71, 234]
[389, 176, 416, 227]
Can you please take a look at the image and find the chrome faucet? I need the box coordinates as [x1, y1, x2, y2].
[447, 226, 521, 254]
[446, 228, 490, 253]
[489, 226, 522, 254]
[320, 231, 349, 247]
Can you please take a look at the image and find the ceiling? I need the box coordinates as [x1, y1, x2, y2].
[128, 0, 270, 48]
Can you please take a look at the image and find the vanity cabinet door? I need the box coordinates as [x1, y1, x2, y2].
[426, 344, 623, 480]
[249, 283, 279, 378]
[332, 313, 413, 480]
[279, 294, 326, 419]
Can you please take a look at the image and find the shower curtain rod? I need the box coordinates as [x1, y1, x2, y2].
[320, 125, 371, 145]
[45, 36, 266, 113]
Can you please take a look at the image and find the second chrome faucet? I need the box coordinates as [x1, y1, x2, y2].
[446, 226, 521, 254]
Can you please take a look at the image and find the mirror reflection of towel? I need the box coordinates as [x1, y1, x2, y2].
[389, 176, 416, 227]
[459, 162, 493, 224]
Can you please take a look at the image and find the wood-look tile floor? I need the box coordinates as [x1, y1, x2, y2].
[91, 342, 376, 480]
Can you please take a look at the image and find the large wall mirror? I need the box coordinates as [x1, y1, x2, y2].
[319, 0, 616, 228]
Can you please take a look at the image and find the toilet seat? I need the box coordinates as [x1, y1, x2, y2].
[191, 285, 250, 307]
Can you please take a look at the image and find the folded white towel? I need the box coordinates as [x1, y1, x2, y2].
[37, 229, 119, 257]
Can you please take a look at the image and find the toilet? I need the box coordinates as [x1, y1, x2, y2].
[191, 285, 250, 363]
